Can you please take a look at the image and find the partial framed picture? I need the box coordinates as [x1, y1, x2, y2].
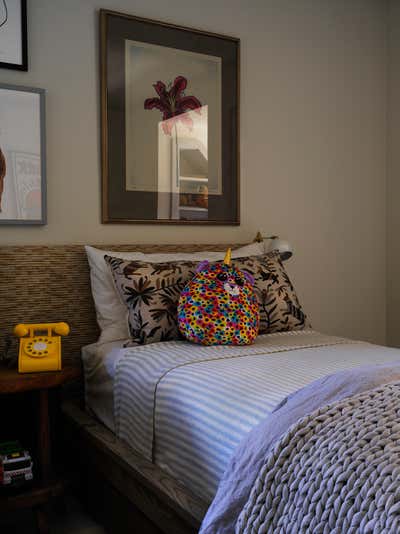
[0, 84, 46, 225]
[100, 10, 240, 225]
[0, 0, 27, 70]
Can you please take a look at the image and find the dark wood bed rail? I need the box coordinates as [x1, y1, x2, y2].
[63, 400, 208, 533]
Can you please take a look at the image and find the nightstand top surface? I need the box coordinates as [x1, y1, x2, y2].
[0, 363, 81, 394]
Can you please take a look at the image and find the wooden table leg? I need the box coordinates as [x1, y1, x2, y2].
[38, 388, 51, 483]
[36, 388, 51, 533]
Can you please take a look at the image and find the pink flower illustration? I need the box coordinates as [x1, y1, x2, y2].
[144, 76, 202, 135]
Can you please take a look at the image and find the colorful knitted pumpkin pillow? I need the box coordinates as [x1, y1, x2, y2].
[178, 249, 260, 345]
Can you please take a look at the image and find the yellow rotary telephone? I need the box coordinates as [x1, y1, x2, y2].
[13, 322, 70, 373]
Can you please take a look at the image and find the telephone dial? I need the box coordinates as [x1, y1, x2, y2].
[13, 323, 70, 373]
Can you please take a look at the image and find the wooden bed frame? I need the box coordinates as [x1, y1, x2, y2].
[0, 242, 246, 533]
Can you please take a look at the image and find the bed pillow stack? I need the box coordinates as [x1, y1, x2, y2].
[85, 242, 265, 343]
[102, 250, 310, 346]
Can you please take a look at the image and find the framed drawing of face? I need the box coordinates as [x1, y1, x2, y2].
[0, 0, 28, 71]
[0, 84, 46, 225]
[100, 10, 239, 225]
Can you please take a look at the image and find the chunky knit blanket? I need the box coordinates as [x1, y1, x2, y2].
[237, 382, 400, 533]
[200, 358, 400, 534]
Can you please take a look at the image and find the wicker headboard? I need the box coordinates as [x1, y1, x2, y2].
[0, 243, 243, 363]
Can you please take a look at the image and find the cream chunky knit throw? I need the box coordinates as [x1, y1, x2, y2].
[237, 382, 400, 534]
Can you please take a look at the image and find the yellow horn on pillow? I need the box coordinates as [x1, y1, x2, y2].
[224, 248, 232, 266]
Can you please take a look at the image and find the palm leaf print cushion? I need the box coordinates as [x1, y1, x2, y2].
[105, 255, 198, 344]
[231, 252, 311, 334]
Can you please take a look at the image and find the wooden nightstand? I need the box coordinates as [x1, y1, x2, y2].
[0, 363, 81, 534]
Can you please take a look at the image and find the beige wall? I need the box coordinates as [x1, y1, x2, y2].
[0, 0, 388, 344]
[388, 0, 400, 346]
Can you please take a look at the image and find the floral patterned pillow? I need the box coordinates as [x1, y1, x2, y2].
[104, 255, 198, 345]
[231, 252, 311, 334]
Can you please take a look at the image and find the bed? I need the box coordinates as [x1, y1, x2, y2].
[82, 331, 400, 503]
[1, 243, 400, 534]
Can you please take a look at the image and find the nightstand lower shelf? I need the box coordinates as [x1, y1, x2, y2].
[0, 479, 65, 512]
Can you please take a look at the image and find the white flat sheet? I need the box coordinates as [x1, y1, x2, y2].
[81, 339, 126, 432]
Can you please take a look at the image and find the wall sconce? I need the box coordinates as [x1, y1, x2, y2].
[254, 231, 293, 261]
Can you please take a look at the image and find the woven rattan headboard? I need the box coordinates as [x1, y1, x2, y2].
[0, 243, 244, 363]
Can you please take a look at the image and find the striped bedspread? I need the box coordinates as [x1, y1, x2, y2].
[114, 330, 398, 502]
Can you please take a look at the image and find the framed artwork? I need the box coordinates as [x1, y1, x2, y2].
[0, 84, 46, 225]
[100, 10, 240, 225]
[0, 0, 27, 71]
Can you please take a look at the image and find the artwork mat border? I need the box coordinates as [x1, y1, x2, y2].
[100, 9, 240, 225]
[0, 83, 46, 225]
[124, 38, 222, 195]
[0, 0, 28, 71]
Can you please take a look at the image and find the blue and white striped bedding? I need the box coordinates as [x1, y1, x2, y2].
[114, 330, 400, 502]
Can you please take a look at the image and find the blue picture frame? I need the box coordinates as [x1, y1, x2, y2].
[0, 83, 46, 225]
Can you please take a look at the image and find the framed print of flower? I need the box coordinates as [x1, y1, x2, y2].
[100, 10, 239, 225]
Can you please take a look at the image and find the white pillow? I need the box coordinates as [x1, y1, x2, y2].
[85, 242, 265, 343]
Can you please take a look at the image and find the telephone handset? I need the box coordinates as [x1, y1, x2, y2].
[14, 323, 70, 373]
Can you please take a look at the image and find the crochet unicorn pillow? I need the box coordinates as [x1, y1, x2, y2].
[178, 249, 260, 345]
